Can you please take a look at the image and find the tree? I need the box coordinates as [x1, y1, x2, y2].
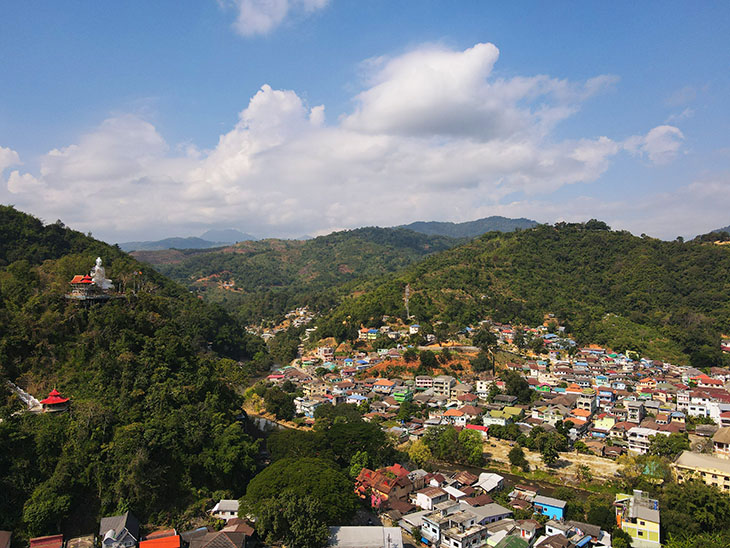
[500, 370, 533, 404]
[408, 439, 433, 468]
[256, 492, 330, 548]
[242, 457, 358, 525]
[648, 432, 690, 459]
[419, 350, 438, 369]
[349, 450, 369, 478]
[508, 445, 529, 472]
[540, 436, 559, 466]
[403, 348, 418, 362]
[470, 351, 492, 373]
[577, 464, 592, 483]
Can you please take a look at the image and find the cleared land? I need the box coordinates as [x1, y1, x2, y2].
[485, 438, 621, 481]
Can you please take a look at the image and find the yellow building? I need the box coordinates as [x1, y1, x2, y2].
[673, 450, 730, 492]
[614, 490, 660, 547]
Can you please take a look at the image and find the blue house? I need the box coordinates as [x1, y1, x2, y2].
[533, 495, 566, 520]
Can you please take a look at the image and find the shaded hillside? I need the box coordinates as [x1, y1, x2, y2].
[0, 206, 267, 538]
[316, 221, 730, 366]
[134, 227, 462, 323]
[398, 216, 538, 238]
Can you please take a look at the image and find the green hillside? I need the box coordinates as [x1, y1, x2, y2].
[134, 227, 461, 323]
[0, 206, 268, 538]
[316, 221, 730, 366]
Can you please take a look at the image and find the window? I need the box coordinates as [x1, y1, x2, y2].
[640, 521, 645, 526]
[638, 531, 644, 537]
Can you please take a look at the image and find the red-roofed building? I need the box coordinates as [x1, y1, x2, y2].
[40, 389, 70, 413]
[139, 536, 181, 548]
[30, 536, 64, 548]
[355, 467, 413, 508]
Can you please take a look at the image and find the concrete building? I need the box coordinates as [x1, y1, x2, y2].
[673, 450, 730, 492]
[614, 491, 660, 548]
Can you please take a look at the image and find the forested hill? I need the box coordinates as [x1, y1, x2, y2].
[0, 206, 268, 539]
[397, 215, 538, 238]
[133, 226, 461, 323]
[316, 221, 730, 366]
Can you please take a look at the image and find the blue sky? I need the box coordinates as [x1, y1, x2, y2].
[1, 1, 729, 242]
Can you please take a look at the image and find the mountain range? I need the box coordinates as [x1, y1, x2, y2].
[397, 216, 538, 238]
[117, 217, 537, 252]
[118, 228, 256, 252]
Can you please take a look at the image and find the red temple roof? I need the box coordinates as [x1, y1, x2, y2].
[40, 389, 69, 405]
[70, 275, 93, 284]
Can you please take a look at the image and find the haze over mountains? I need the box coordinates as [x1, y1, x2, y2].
[118, 217, 537, 252]
[118, 228, 256, 252]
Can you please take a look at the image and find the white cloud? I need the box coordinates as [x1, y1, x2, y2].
[344, 43, 617, 140]
[2, 42, 678, 242]
[0, 146, 21, 173]
[230, 0, 329, 37]
[624, 125, 684, 165]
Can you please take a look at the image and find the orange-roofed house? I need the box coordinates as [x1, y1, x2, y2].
[566, 383, 582, 395]
[355, 467, 413, 508]
[139, 536, 181, 548]
[443, 408, 466, 426]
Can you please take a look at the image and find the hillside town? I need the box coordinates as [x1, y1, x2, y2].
[242, 314, 730, 547]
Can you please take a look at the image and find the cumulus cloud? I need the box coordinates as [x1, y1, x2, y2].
[230, 0, 329, 37]
[0, 146, 21, 173]
[624, 125, 684, 165]
[2, 42, 679, 242]
[344, 43, 617, 140]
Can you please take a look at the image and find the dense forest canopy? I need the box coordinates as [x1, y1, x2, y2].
[315, 221, 730, 366]
[0, 206, 268, 539]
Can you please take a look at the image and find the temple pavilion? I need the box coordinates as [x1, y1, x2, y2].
[40, 389, 70, 413]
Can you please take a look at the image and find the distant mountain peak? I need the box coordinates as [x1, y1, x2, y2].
[200, 228, 255, 243]
[397, 216, 538, 238]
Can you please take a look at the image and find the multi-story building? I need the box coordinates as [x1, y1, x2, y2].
[626, 401, 645, 423]
[614, 490, 661, 548]
[576, 392, 598, 415]
[432, 376, 456, 398]
[673, 450, 730, 492]
[421, 502, 488, 548]
[627, 427, 669, 454]
[416, 376, 434, 390]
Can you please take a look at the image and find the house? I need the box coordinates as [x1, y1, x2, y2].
[329, 527, 403, 548]
[139, 536, 182, 548]
[614, 491, 660, 547]
[443, 408, 467, 426]
[0, 532, 10, 548]
[415, 486, 449, 510]
[355, 466, 413, 508]
[474, 472, 503, 493]
[712, 426, 730, 458]
[99, 512, 140, 548]
[189, 531, 245, 548]
[210, 499, 239, 521]
[30, 536, 64, 548]
[533, 495, 566, 521]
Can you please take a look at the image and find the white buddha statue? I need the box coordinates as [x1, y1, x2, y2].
[90, 257, 113, 290]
